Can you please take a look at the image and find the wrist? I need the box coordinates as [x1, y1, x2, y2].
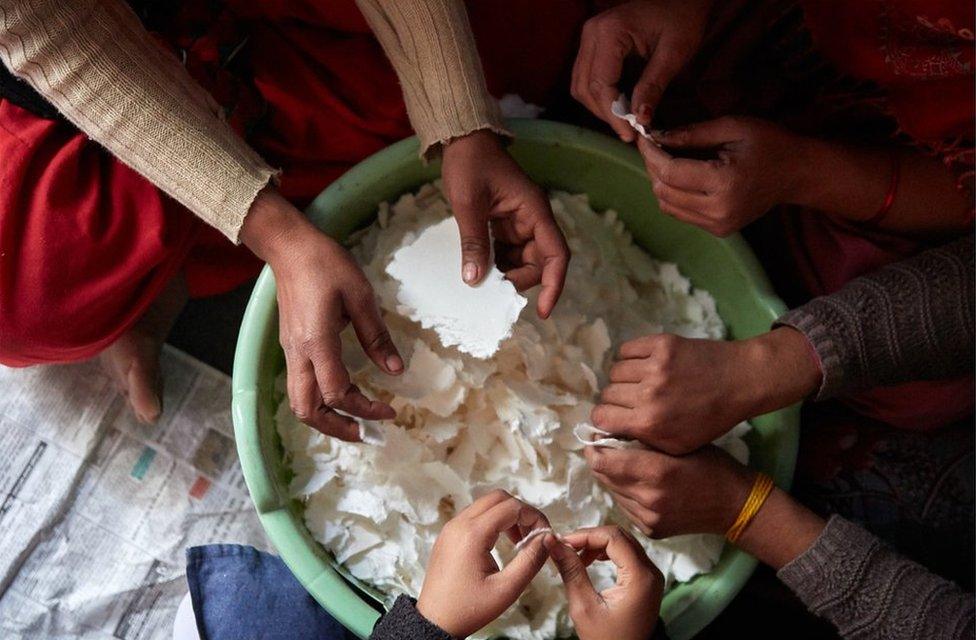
[416, 595, 461, 637]
[239, 188, 316, 264]
[734, 488, 826, 570]
[785, 136, 831, 208]
[443, 129, 504, 161]
[738, 327, 822, 415]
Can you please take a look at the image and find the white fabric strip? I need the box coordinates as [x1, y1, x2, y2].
[573, 423, 642, 449]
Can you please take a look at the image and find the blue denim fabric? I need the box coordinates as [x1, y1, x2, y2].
[186, 544, 351, 640]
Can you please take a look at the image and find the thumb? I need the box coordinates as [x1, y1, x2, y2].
[492, 532, 550, 603]
[546, 535, 599, 607]
[453, 207, 491, 286]
[631, 47, 685, 126]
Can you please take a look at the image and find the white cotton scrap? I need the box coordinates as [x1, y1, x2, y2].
[498, 93, 545, 119]
[277, 183, 750, 640]
[610, 94, 660, 142]
[386, 216, 527, 359]
[514, 527, 555, 553]
[358, 421, 386, 446]
[573, 423, 642, 450]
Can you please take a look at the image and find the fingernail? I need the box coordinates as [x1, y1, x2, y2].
[385, 353, 403, 374]
[463, 262, 479, 284]
[638, 104, 652, 120]
[139, 394, 161, 423]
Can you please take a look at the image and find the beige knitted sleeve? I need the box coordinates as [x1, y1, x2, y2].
[355, 0, 510, 159]
[0, 0, 277, 243]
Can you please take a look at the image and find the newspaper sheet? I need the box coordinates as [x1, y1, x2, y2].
[0, 346, 268, 639]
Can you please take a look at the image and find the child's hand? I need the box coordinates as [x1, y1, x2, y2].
[416, 490, 552, 637]
[547, 526, 663, 640]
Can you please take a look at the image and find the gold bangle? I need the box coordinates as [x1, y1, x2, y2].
[725, 473, 774, 543]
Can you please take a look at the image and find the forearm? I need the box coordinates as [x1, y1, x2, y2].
[776, 516, 975, 640]
[735, 488, 826, 571]
[792, 138, 971, 234]
[0, 0, 276, 242]
[777, 236, 975, 399]
[355, 0, 509, 159]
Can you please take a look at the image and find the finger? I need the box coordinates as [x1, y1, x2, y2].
[344, 288, 404, 376]
[453, 205, 491, 285]
[477, 497, 549, 547]
[658, 199, 724, 234]
[609, 359, 647, 383]
[327, 382, 395, 422]
[639, 138, 721, 192]
[571, 24, 597, 112]
[590, 403, 639, 436]
[652, 181, 713, 213]
[631, 45, 686, 126]
[491, 532, 550, 602]
[612, 493, 655, 536]
[599, 382, 641, 409]
[588, 35, 635, 141]
[505, 263, 541, 292]
[655, 117, 745, 148]
[584, 446, 645, 481]
[285, 353, 324, 425]
[308, 408, 362, 442]
[462, 489, 514, 519]
[545, 535, 600, 606]
[532, 218, 569, 319]
[560, 526, 648, 575]
[617, 334, 664, 359]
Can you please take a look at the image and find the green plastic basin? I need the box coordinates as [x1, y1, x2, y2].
[232, 119, 799, 640]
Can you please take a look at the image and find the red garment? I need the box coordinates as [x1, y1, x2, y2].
[0, 0, 585, 367]
[783, 0, 975, 429]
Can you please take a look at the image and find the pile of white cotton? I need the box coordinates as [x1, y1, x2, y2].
[275, 183, 750, 640]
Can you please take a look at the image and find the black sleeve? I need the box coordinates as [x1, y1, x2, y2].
[369, 595, 456, 640]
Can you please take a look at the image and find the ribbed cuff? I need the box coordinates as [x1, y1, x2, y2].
[774, 308, 846, 400]
[371, 595, 456, 640]
[418, 114, 513, 162]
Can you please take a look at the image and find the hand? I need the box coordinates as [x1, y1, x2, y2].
[417, 490, 552, 637]
[572, 0, 712, 140]
[592, 329, 821, 454]
[240, 189, 403, 441]
[585, 445, 754, 538]
[442, 130, 569, 318]
[547, 525, 663, 640]
[640, 117, 809, 236]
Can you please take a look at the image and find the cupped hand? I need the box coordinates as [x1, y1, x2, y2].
[547, 525, 663, 640]
[441, 130, 569, 319]
[591, 330, 821, 454]
[640, 116, 809, 236]
[240, 189, 403, 441]
[572, 0, 712, 140]
[585, 445, 753, 538]
[417, 490, 552, 637]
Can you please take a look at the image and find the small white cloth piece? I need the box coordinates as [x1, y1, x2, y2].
[513, 527, 555, 553]
[386, 216, 527, 359]
[573, 423, 642, 449]
[358, 421, 386, 446]
[610, 94, 660, 144]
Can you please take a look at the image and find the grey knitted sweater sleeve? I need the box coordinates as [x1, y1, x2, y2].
[776, 236, 975, 400]
[778, 516, 975, 640]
